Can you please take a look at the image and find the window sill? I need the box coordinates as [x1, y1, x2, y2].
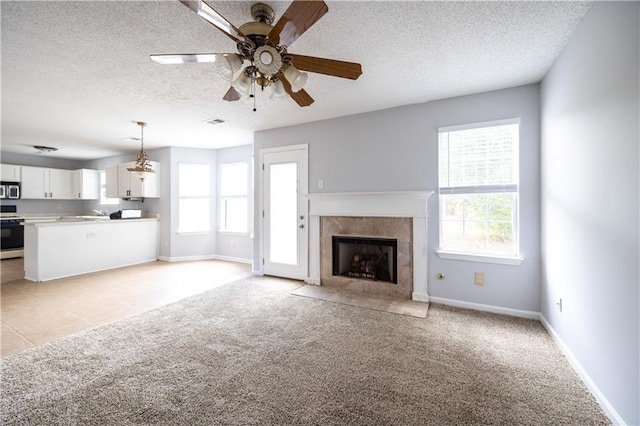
[436, 250, 523, 265]
[217, 231, 251, 237]
[176, 230, 211, 236]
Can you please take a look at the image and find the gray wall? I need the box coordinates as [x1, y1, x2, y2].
[216, 144, 253, 263]
[254, 84, 541, 312]
[540, 2, 639, 424]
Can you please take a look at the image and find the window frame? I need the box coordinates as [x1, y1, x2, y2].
[99, 170, 119, 206]
[218, 161, 250, 236]
[177, 163, 212, 235]
[436, 118, 523, 265]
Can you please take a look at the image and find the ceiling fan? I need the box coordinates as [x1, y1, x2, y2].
[150, 0, 362, 108]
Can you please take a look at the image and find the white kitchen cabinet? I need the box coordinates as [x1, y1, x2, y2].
[21, 166, 73, 200]
[1, 164, 21, 182]
[112, 161, 160, 198]
[72, 169, 100, 200]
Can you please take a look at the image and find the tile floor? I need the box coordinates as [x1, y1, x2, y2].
[0, 258, 252, 357]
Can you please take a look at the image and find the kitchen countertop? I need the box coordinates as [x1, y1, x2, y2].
[23, 218, 158, 227]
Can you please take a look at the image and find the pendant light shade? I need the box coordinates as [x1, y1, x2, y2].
[270, 79, 286, 100]
[232, 72, 252, 97]
[214, 54, 243, 81]
[283, 65, 308, 93]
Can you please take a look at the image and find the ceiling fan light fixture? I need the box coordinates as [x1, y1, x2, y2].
[214, 53, 243, 81]
[232, 72, 252, 97]
[254, 45, 282, 75]
[283, 65, 308, 93]
[270, 79, 286, 100]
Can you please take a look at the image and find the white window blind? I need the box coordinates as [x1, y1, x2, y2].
[438, 120, 520, 257]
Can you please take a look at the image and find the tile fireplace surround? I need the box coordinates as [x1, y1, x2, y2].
[306, 191, 433, 302]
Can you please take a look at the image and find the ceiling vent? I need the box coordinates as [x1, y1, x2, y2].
[204, 118, 226, 126]
[33, 145, 58, 153]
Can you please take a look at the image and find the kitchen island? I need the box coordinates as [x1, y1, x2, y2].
[23, 218, 159, 282]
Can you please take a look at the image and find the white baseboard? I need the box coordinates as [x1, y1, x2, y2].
[428, 296, 540, 320]
[539, 314, 624, 425]
[212, 255, 252, 265]
[158, 255, 252, 264]
[305, 278, 321, 285]
[412, 292, 430, 303]
[158, 255, 216, 262]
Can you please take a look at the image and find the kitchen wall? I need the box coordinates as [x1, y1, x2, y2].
[0, 152, 86, 213]
[540, 2, 639, 424]
[254, 83, 541, 313]
[215, 144, 253, 264]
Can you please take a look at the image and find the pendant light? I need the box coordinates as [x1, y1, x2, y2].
[127, 121, 155, 181]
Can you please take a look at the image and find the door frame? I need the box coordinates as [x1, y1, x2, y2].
[258, 144, 309, 279]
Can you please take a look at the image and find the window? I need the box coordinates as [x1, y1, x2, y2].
[438, 119, 520, 259]
[100, 171, 119, 205]
[178, 163, 211, 233]
[219, 162, 248, 234]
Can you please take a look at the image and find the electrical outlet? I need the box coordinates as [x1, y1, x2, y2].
[318, 179, 324, 189]
[474, 272, 485, 286]
[556, 298, 563, 312]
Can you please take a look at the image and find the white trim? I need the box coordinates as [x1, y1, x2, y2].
[436, 250, 523, 265]
[308, 191, 433, 218]
[213, 255, 252, 265]
[304, 277, 321, 285]
[429, 296, 539, 319]
[412, 292, 429, 303]
[539, 315, 624, 425]
[158, 255, 216, 262]
[217, 231, 251, 237]
[175, 230, 211, 236]
[438, 117, 521, 133]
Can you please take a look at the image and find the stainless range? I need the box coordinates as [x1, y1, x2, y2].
[1, 205, 24, 259]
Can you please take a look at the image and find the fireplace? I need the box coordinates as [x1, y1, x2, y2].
[306, 191, 433, 302]
[332, 236, 398, 284]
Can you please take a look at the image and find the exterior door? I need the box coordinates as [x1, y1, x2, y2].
[261, 145, 308, 280]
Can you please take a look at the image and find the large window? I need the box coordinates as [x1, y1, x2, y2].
[178, 163, 211, 233]
[219, 162, 249, 234]
[438, 119, 519, 258]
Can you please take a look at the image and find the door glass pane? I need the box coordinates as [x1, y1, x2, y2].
[269, 162, 298, 265]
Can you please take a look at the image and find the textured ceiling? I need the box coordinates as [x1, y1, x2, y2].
[1, 1, 592, 160]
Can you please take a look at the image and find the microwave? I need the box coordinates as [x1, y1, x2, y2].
[0, 182, 20, 199]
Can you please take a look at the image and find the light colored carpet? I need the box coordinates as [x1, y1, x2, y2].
[1, 276, 609, 425]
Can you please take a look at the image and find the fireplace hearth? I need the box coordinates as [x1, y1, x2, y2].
[332, 236, 397, 284]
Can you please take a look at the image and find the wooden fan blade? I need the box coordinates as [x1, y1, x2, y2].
[180, 0, 245, 42]
[150, 53, 220, 65]
[223, 86, 241, 102]
[290, 54, 362, 80]
[268, 0, 328, 47]
[280, 75, 314, 107]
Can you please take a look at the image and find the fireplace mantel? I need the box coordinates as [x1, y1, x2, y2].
[308, 191, 433, 218]
[306, 191, 433, 302]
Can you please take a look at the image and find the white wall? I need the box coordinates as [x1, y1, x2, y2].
[541, 2, 639, 424]
[215, 144, 253, 264]
[254, 84, 541, 312]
